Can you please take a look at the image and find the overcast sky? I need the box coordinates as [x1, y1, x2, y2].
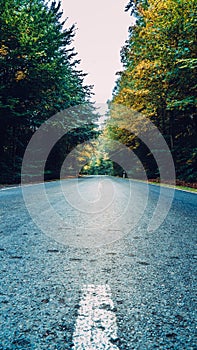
[61, 1, 132, 103]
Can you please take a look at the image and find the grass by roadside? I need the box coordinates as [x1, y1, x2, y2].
[147, 178, 197, 193]
[148, 181, 197, 193]
[120, 177, 197, 193]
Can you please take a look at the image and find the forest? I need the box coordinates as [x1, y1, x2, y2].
[0, 0, 196, 184]
[0, 0, 97, 183]
[107, 0, 197, 184]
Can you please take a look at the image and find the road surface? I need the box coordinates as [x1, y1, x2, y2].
[0, 176, 196, 349]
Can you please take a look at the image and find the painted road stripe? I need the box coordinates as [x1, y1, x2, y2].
[73, 284, 119, 349]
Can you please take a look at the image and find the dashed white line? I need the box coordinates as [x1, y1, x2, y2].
[73, 284, 119, 349]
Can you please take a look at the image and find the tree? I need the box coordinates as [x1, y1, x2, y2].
[110, 0, 197, 182]
[0, 0, 96, 183]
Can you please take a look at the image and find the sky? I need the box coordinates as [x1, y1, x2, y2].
[61, 1, 133, 103]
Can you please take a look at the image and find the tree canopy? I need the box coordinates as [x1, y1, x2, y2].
[108, 0, 197, 182]
[0, 0, 97, 183]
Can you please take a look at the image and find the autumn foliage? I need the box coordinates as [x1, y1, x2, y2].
[109, 0, 197, 182]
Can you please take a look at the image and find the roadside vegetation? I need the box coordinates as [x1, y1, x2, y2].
[106, 0, 197, 185]
[0, 0, 196, 187]
[0, 0, 97, 183]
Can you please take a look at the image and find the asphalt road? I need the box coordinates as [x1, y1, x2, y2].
[0, 176, 196, 349]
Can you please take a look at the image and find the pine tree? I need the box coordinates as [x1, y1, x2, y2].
[0, 0, 96, 183]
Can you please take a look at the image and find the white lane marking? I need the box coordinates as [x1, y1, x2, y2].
[73, 284, 119, 349]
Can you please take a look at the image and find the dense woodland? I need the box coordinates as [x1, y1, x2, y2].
[0, 0, 97, 183]
[107, 0, 197, 183]
[0, 0, 196, 184]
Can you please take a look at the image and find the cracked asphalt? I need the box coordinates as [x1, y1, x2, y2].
[0, 176, 196, 349]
